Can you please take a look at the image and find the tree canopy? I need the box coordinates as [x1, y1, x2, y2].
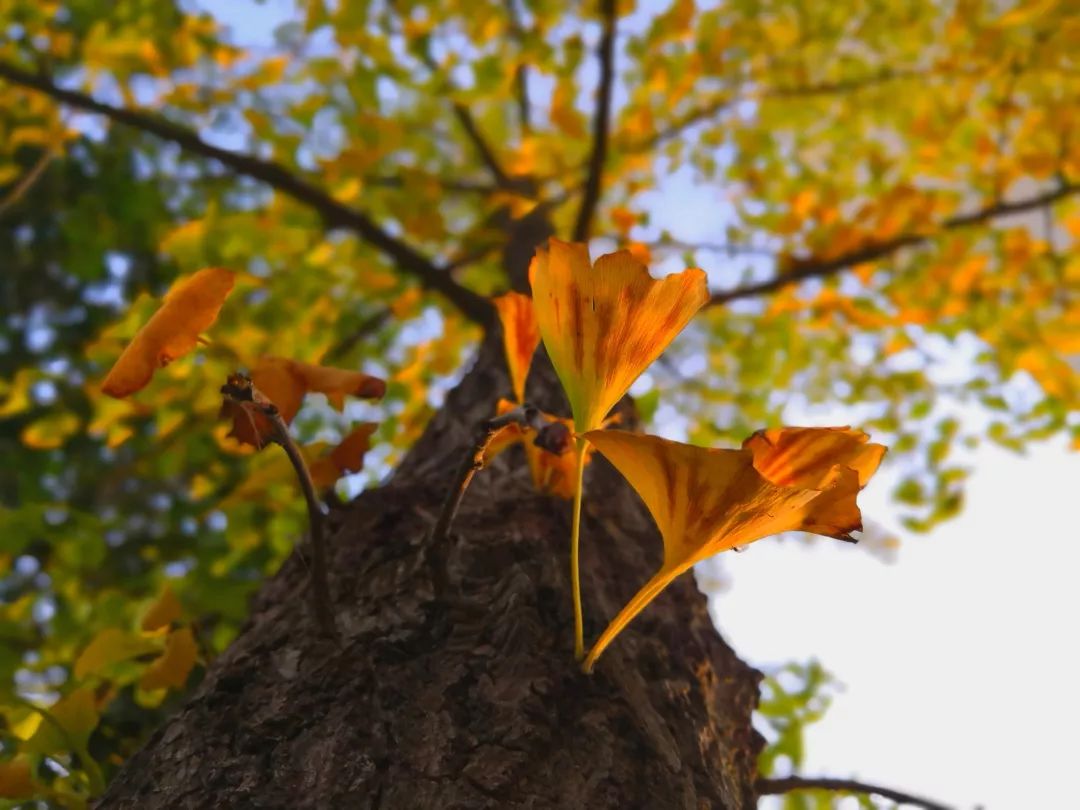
[1, 0, 1077, 805]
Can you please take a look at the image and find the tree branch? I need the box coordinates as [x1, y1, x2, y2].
[415, 50, 516, 190]
[756, 776, 955, 810]
[504, 0, 532, 133]
[0, 147, 54, 219]
[0, 60, 494, 326]
[707, 182, 1080, 307]
[571, 0, 618, 242]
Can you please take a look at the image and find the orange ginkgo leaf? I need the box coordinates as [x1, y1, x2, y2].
[484, 398, 583, 499]
[493, 291, 541, 403]
[228, 357, 386, 447]
[102, 267, 235, 398]
[309, 422, 379, 489]
[581, 428, 885, 671]
[0, 757, 34, 800]
[529, 238, 707, 433]
[139, 627, 198, 691]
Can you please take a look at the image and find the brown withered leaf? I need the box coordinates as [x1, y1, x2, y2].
[228, 357, 386, 447]
[309, 423, 379, 489]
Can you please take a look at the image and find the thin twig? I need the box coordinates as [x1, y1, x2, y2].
[707, 181, 1080, 308]
[431, 404, 562, 543]
[221, 375, 338, 638]
[414, 48, 516, 190]
[0, 147, 53, 218]
[756, 775, 955, 810]
[572, 0, 618, 242]
[0, 59, 494, 326]
[504, 0, 532, 133]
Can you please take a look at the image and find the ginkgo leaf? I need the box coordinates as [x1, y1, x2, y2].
[743, 426, 887, 489]
[484, 398, 583, 499]
[308, 422, 379, 489]
[530, 238, 707, 432]
[581, 428, 884, 671]
[74, 628, 159, 679]
[228, 357, 386, 446]
[0, 757, 34, 799]
[25, 687, 99, 754]
[139, 627, 198, 691]
[141, 583, 182, 632]
[493, 291, 541, 403]
[102, 267, 235, 398]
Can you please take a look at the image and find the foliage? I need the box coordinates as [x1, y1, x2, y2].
[1, 0, 1078, 804]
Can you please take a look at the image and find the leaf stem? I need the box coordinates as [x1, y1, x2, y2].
[268, 409, 338, 640]
[431, 404, 544, 544]
[570, 436, 587, 660]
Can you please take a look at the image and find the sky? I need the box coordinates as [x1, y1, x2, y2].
[192, 3, 1078, 807]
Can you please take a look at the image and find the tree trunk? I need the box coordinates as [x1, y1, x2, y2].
[97, 219, 764, 809]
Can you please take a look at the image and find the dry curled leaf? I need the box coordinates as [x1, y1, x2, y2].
[308, 422, 379, 489]
[582, 427, 885, 670]
[485, 398, 585, 499]
[102, 267, 235, 398]
[227, 357, 386, 447]
[530, 238, 707, 433]
[141, 583, 182, 632]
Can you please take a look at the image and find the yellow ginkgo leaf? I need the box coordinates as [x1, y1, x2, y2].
[743, 426, 887, 489]
[102, 267, 235, 398]
[25, 687, 99, 754]
[141, 583, 182, 632]
[139, 627, 198, 691]
[308, 422, 379, 489]
[74, 628, 159, 679]
[582, 428, 884, 671]
[493, 291, 541, 403]
[530, 238, 707, 433]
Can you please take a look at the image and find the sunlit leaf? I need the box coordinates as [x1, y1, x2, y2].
[0, 757, 34, 799]
[228, 357, 386, 446]
[530, 238, 707, 432]
[141, 583, 182, 632]
[582, 428, 884, 670]
[493, 292, 541, 403]
[102, 267, 235, 398]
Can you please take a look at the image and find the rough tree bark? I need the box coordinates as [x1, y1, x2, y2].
[97, 220, 764, 809]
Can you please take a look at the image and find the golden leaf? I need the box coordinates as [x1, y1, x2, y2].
[74, 628, 159, 679]
[102, 267, 235, 398]
[530, 238, 707, 433]
[141, 583, 182, 632]
[25, 687, 99, 754]
[139, 627, 198, 691]
[582, 428, 884, 670]
[493, 292, 541, 403]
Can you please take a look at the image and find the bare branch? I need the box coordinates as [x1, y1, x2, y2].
[571, 0, 618, 242]
[504, 0, 532, 132]
[0, 60, 494, 326]
[756, 775, 955, 810]
[415, 50, 516, 189]
[0, 147, 54, 218]
[707, 182, 1080, 308]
